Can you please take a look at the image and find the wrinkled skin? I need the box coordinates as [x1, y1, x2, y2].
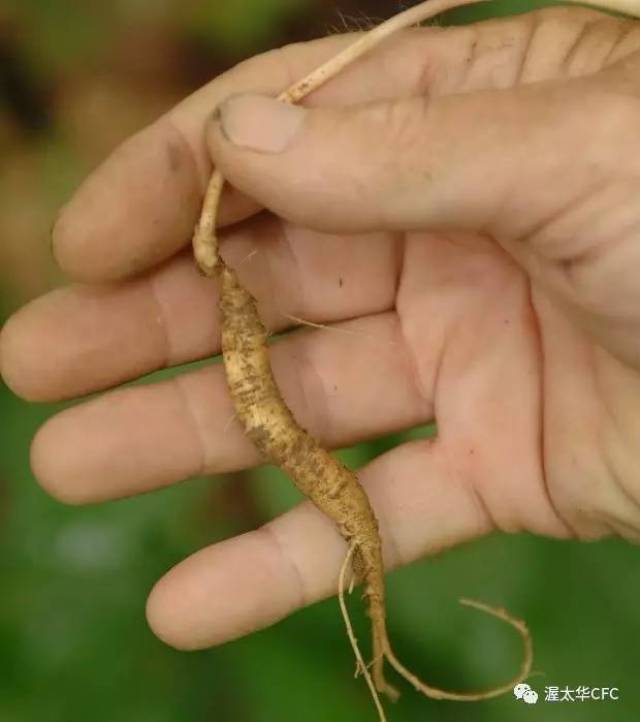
[1, 7, 640, 650]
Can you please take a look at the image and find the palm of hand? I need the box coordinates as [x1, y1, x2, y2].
[394, 227, 640, 549]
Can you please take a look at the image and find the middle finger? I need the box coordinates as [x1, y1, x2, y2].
[1, 215, 399, 402]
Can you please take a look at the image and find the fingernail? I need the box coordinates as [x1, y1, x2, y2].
[217, 93, 306, 153]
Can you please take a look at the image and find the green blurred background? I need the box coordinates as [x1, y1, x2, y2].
[1, 1, 638, 720]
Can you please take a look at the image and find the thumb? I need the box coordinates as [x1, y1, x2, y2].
[205, 80, 635, 243]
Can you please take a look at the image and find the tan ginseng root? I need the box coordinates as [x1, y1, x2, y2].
[191, 0, 639, 714]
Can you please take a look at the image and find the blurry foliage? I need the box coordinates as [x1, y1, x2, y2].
[185, 0, 307, 51]
[1, 1, 640, 721]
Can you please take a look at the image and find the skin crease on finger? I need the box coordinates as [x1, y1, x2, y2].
[2, 3, 640, 712]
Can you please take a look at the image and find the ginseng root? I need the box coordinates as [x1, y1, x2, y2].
[189, 0, 640, 710]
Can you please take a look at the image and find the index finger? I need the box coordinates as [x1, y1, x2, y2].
[47, 38, 310, 281]
[50, 33, 363, 283]
[51, 21, 487, 283]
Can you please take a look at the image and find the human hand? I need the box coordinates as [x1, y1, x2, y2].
[1, 6, 640, 651]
